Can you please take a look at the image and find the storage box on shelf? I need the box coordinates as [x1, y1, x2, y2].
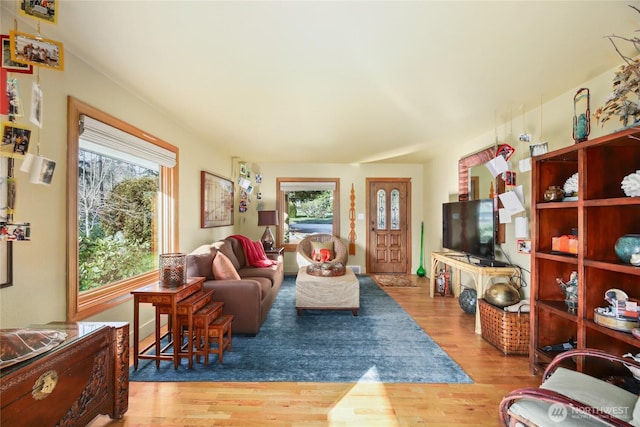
[530, 126, 640, 376]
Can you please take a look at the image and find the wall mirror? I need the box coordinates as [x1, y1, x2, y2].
[458, 146, 505, 243]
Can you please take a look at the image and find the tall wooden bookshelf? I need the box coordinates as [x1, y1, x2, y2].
[530, 126, 640, 375]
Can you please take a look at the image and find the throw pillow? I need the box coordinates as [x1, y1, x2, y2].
[212, 252, 241, 280]
[311, 241, 334, 262]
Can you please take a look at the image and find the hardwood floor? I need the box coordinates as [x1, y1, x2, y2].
[89, 276, 541, 426]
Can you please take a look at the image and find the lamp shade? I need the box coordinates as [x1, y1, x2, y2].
[258, 210, 279, 226]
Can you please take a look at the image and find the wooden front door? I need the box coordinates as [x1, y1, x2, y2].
[366, 178, 411, 274]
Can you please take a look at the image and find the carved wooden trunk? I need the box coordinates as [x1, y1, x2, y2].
[0, 322, 129, 426]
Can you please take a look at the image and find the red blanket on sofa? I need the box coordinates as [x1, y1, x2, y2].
[228, 235, 277, 268]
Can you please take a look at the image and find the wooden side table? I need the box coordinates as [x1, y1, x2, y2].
[131, 276, 204, 369]
[265, 246, 284, 261]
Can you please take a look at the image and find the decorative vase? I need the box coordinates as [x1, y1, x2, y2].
[416, 221, 426, 277]
[458, 287, 477, 314]
[484, 281, 520, 308]
[543, 186, 564, 202]
[615, 234, 640, 265]
[159, 253, 187, 287]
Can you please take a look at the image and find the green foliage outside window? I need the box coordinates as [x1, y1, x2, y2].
[78, 149, 159, 292]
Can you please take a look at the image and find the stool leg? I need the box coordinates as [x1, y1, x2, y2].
[218, 333, 224, 364]
[203, 324, 210, 366]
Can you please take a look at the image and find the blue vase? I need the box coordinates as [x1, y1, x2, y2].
[614, 234, 640, 265]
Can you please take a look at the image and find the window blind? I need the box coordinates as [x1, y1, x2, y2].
[279, 181, 336, 192]
[79, 115, 176, 168]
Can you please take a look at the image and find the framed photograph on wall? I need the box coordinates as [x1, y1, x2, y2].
[19, 0, 58, 24]
[517, 239, 531, 254]
[10, 30, 64, 71]
[1, 35, 32, 74]
[201, 171, 234, 228]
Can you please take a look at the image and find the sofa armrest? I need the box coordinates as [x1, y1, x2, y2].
[202, 279, 262, 334]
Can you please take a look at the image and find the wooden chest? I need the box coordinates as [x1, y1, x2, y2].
[0, 322, 129, 426]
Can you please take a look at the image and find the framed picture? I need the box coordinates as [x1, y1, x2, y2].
[201, 171, 234, 228]
[530, 142, 548, 157]
[1, 121, 31, 158]
[1, 35, 32, 74]
[517, 239, 531, 254]
[19, 0, 58, 24]
[10, 30, 64, 71]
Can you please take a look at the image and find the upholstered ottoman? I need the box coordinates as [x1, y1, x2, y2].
[295, 267, 359, 316]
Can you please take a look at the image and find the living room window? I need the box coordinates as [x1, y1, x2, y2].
[276, 178, 340, 251]
[67, 97, 179, 321]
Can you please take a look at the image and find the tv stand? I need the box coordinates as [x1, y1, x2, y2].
[430, 251, 521, 334]
[477, 258, 507, 267]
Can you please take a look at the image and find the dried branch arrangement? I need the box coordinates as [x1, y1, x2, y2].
[596, 5, 640, 127]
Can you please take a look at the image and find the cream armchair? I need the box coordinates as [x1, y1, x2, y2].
[296, 234, 348, 268]
[499, 348, 640, 426]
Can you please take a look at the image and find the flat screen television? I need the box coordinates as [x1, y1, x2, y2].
[442, 198, 497, 264]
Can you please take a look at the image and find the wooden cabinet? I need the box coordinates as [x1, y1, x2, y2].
[530, 126, 640, 375]
[0, 322, 129, 426]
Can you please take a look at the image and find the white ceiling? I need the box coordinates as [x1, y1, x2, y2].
[2, 1, 637, 163]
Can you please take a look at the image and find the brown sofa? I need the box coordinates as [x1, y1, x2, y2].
[185, 236, 284, 335]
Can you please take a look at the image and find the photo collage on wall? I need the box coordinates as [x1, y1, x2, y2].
[237, 162, 263, 213]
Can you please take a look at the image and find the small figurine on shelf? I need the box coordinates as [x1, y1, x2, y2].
[556, 271, 578, 312]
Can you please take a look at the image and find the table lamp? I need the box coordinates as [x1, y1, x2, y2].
[258, 210, 279, 250]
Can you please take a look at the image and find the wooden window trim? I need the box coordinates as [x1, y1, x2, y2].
[275, 177, 340, 252]
[66, 96, 179, 321]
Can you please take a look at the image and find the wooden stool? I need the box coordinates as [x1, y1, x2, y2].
[165, 288, 214, 368]
[200, 314, 233, 365]
[177, 301, 223, 362]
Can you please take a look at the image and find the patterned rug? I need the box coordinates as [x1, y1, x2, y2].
[129, 275, 471, 383]
[371, 274, 418, 287]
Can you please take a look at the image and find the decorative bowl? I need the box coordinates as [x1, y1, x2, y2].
[614, 234, 640, 265]
[484, 282, 520, 308]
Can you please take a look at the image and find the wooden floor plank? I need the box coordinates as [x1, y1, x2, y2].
[89, 275, 540, 426]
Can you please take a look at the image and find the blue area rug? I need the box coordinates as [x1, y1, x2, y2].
[129, 275, 473, 383]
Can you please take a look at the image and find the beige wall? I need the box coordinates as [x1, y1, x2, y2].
[423, 66, 625, 298]
[241, 163, 423, 275]
[0, 11, 237, 333]
[0, 6, 628, 332]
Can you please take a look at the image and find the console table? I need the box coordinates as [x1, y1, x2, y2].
[0, 322, 129, 426]
[430, 251, 520, 334]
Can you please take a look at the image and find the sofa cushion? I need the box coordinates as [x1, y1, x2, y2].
[239, 265, 280, 284]
[187, 248, 216, 280]
[212, 252, 241, 280]
[213, 239, 241, 270]
[242, 276, 273, 301]
[311, 241, 334, 262]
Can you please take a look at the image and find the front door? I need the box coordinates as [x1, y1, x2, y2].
[367, 178, 410, 274]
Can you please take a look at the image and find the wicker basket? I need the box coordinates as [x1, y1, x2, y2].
[479, 299, 530, 355]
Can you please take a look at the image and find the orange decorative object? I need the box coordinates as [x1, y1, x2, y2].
[348, 183, 356, 255]
[551, 235, 578, 254]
